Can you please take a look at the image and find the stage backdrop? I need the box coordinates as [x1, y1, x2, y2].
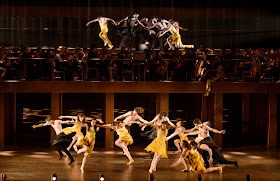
[1, 0, 280, 48]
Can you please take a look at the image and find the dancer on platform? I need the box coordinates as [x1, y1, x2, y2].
[74, 118, 104, 173]
[31, 117, 75, 165]
[102, 121, 139, 165]
[166, 121, 189, 153]
[139, 121, 176, 179]
[86, 16, 117, 49]
[59, 113, 90, 151]
[185, 118, 238, 168]
[158, 21, 188, 50]
[171, 140, 223, 173]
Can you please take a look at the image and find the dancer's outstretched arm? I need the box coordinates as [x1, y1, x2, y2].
[106, 18, 117, 25]
[60, 120, 75, 125]
[165, 117, 175, 126]
[179, 26, 188, 31]
[166, 130, 179, 141]
[122, 121, 140, 126]
[136, 115, 149, 123]
[206, 126, 226, 134]
[184, 130, 200, 137]
[32, 122, 50, 128]
[86, 19, 98, 26]
[139, 123, 158, 128]
[117, 16, 128, 25]
[59, 115, 77, 120]
[158, 26, 171, 37]
[171, 149, 189, 167]
[114, 111, 131, 121]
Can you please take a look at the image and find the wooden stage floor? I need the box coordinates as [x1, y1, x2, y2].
[0, 145, 280, 181]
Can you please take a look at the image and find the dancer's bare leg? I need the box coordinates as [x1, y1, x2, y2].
[80, 155, 88, 174]
[174, 140, 181, 153]
[153, 153, 161, 172]
[167, 36, 173, 50]
[68, 134, 83, 151]
[203, 166, 223, 173]
[115, 139, 134, 165]
[149, 153, 157, 173]
[77, 145, 89, 154]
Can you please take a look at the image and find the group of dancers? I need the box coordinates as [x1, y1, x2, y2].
[32, 107, 238, 179]
[86, 13, 189, 50]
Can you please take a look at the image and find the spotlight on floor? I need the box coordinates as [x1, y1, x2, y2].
[197, 173, 202, 181]
[99, 174, 105, 181]
[51, 173, 57, 181]
[246, 174, 251, 181]
[1, 174, 7, 181]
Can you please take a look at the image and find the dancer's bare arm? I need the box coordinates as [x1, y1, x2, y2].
[114, 111, 131, 121]
[185, 130, 200, 137]
[32, 122, 50, 128]
[117, 16, 128, 25]
[122, 121, 140, 126]
[179, 26, 188, 31]
[158, 26, 171, 37]
[106, 18, 117, 25]
[165, 117, 175, 126]
[136, 115, 149, 123]
[59, 120, 75, 125]
[166, 130, 179, 141]
[171, 149, 189, 167]
[184, 127, 197, 133]
[58, 115, 77, 120]
[86, 19, 98, 26]
[206, 126, 226, 134]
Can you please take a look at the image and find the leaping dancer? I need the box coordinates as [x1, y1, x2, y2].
[86, 16, 117, 49]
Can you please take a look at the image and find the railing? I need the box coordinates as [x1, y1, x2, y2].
[1, 56, 278, 82]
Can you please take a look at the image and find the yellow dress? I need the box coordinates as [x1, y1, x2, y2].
[116, 126, 133, 145]
[99, 22, 113, 48]
[185, 149, 206, 171]
[169, 26, 183, 48]
[76, 126, 96, 157]
[176, 131, 189, 143]
[63, 125, 84, 136]
[145, 128, 168, 158]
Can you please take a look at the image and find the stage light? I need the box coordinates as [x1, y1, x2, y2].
[99, 174, 105, 181]
[51, 173, 57, 181]
[197, 173, 202, 181]
[246, 174, 251, 181]
[1, 174, 7, 181]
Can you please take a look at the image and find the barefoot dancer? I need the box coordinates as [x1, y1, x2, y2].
[31, 117, 75, 165]
[141, 112, 174, 157]
[74, 118, 104, 173]
[166, 121, 189, 153]
[86, 16, 117, 49]
[140, 121, 176, 177]
[102, 121, 139, 165]
[59, 113, 90, 151]
[171, 140, 222, 173]
[185, 118, 238, 168]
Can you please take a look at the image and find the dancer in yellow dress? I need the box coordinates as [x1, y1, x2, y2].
[101, 121, 138, 165]
[59, 113, 91, 151]
[86, 16, 117, 49]
[74, 118, 103, 173]
[158, 20, 188, 50]
[171, 140, 222, 173]
[166, 121, 189, 153]
[140, 121, 176, 177]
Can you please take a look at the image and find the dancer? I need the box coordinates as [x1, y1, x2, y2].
[158, 20, 188, 50]
[114, 107, 149, 129]
[118, 13, 145, 48]
[31, 117, 75, 165]
[141, 112, 174, 157]
[86, 16, 117, 49]
[102, 121, 139, 165]
[59, 113, 90, 151]
[171, 140, 222, 173]
[166, 121, 189, 153]
[74, 118, 103, 173]
[140, 121, 176, 178]
[185, 118, 238, 168]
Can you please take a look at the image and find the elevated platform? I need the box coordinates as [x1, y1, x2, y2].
[0, 81, 280, 94]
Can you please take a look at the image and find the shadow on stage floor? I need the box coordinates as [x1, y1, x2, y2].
[0, 145, 280, 181]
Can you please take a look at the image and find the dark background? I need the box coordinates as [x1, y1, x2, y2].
[1, 0, 280, 48]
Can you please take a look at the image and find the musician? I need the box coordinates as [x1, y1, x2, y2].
[203, 65, 224, 96]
